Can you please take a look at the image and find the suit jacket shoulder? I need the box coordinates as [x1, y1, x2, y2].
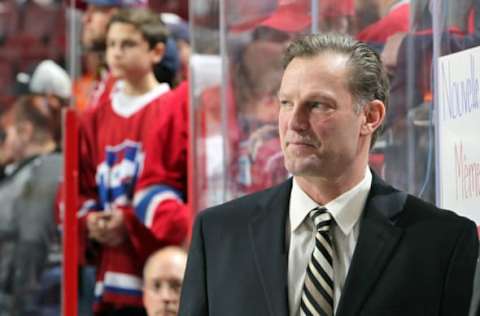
[401, 192, 475, 227]
[337, 173, 479, 316]
[197, 179, 292, 229]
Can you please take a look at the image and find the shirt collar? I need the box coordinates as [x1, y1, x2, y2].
[289, 168, 372, 235]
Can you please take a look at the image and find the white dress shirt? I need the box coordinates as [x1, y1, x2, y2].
[287, 168, 372, 316]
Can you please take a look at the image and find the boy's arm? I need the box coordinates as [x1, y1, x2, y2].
[120, 196, 190, 264]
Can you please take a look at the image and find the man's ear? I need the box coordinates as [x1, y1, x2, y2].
[360, 100, 385, 136]
[151, 42, 165, 64]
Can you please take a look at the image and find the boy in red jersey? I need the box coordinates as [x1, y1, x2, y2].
[78, 8, 190, 316]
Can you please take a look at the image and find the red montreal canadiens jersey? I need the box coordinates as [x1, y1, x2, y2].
[78, 81, 190, 313]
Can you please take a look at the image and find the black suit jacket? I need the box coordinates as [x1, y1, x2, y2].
[179, 174, 478, 316]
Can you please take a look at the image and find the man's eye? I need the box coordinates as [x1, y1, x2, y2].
[279, 100, 292, 107]
[309, 101, 331, 111]
[169, 281, 182, 293]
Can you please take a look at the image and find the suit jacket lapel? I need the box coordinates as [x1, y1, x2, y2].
[336, 173, 407, 316]
[249, 179, 292, 316]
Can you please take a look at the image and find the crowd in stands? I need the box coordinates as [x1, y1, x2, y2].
[0, 0, 478, 315]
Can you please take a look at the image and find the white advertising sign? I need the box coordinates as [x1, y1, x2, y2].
[438, 46, 480, 224]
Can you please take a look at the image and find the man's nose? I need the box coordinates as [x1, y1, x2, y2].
[288, 105, 309, 131]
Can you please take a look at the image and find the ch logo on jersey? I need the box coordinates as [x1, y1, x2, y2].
[96, 140, 145, 210]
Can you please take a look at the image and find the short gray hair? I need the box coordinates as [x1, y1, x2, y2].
[283, 33, 389, 147]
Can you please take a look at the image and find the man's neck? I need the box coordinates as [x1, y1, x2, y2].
[294, 164, 368, 205]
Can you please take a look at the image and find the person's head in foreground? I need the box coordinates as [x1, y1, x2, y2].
[143, 246, 187, 316]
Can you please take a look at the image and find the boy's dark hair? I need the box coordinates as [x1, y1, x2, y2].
[107, 8, 169, 48]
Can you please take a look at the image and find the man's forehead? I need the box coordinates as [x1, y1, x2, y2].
[281, 52, 350, 82]
[147, 274, 183, 281]
[279, 56, 351, 98]
[145, 268, 184, 282]
[290, 51, 349, 67]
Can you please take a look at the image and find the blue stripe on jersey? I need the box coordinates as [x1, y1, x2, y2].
[98, 175, 109, 209]
[78, 199, 100, 218]
[135, 185, 184, 224]
[103, 286, 143, 297]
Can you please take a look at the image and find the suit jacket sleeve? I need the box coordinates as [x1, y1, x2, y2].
[442, 220, 479, 316]
[179, 213, 209, 316]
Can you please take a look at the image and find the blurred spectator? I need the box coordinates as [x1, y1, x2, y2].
[380, 0, 479, 199]
[29, 59, 71, 147]
[78, 9, 189, 315]
[228, 0, 310, 33]
[153, 37, 180, 88]
[72, 49, 105, 112]
[357, 0, 410, 51]
[161, 13, 190, 82]
[0, 0, 65, 114]
[81, 0, 148, 52]
[75, 0, 148, 112]
[0, 109, 15, 177]
[192, 1, 311, 207]
[150, 0, 188, 21]
[0, 94, 62, 316]
[318, 0, 355, 34]
[142, 246, 187, 316]
[194, 25, 292, 208]
[74, 0, 180, 111]
[355, 0, 385, 33]
[230, 33, 287, 194]
[30, 60, 71, 101]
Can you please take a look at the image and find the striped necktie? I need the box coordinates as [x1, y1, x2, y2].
[300, 207, 334, 316]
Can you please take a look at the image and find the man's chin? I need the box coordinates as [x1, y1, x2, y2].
[285, 160, 320, 177]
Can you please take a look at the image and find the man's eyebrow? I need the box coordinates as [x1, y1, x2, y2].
[277, 91, 335, 101]
[303, 92, 336, 101]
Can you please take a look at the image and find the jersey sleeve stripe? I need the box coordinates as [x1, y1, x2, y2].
[78, 199, 99, 218]
[134, 185, 184, 227]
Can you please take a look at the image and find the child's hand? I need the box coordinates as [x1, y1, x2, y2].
[86, 212, 108, 243]
[101, 209, 127, 247]
[86, 210, 127, 247]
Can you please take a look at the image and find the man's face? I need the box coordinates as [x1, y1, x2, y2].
[278, 52, 366, 179]
[143, 254, 186, 316]
[106, 22, 161, 81]
[82, 5, 117, 50]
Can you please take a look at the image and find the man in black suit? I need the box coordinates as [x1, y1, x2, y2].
[179, 33, 479, 316]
